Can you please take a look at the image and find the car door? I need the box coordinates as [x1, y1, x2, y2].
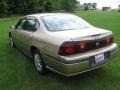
[11, 18, 26, 48]
[19, 17, 39, 54]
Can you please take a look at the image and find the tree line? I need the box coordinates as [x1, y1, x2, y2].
[0, 0, 78, 17]
[84, 3, 97, 10]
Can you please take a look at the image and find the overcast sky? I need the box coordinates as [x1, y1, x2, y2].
[78, 0, 120, 9]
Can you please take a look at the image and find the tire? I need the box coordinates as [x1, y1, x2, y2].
[9, 36, 15, 48]
[33, 49, 46, 74]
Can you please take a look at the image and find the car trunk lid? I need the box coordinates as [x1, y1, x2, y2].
[52, 27, 112, 41]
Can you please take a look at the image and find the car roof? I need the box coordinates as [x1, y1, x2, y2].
[26, 13, 72, 19]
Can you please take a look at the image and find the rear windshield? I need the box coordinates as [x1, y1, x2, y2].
[41, 14, 92, 31]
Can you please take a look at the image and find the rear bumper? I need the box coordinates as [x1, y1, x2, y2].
[44, 43, 118, 77]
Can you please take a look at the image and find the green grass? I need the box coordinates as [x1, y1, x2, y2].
[0, 11, 120, 90]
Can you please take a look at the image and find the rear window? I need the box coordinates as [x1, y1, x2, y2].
[41, 14, 92, 31]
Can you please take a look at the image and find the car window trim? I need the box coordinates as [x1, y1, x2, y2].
[21, 17, 40, 32]
[15, 18, 26, 30]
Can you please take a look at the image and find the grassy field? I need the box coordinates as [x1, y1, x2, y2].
[0, 11, 120, 90]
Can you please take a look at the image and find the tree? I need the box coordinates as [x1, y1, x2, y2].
[0, 1, 8, 17]
[88, 3, 92, 10]
[7, 0, 19, 14]
[84, 3, 89, 11]
[0, 0, 78, 17]
[50, 0, 61, 10]
[61, 0, 78, 12]
[83, 2, 97, 11]
[27, 0, 40, 14]
[76, 1, 80, 7]
[44, 0, 53, 12]
[38, 0, 45, 12]
[93, 3, 97, 10]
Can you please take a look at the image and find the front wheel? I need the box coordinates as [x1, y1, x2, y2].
[33, 50, 46, 74]
[9, 36, 15, 48]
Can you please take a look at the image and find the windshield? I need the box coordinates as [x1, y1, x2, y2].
[41, 14, 92, 31]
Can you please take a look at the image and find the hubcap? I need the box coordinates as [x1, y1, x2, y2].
[34, 53, 42, 71]
[10, 37, 14, 47]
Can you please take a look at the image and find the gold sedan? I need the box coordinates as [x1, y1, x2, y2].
[9, 13, 118, 77]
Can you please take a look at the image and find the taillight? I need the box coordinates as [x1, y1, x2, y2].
[58, 35, 114, 56]
[64, 46, 75, 55]
[78, 42, 86, 53]
[58, 42, 86, 56]
[106, 35, 114, 45]
[58, 42, 76, 56]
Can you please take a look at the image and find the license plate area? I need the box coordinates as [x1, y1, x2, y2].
[95, 53, 104, 63]
[90, 52, 110, 66]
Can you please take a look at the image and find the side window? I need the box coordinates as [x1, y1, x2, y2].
[22, 19, 36, 32]
[15, 19, 26, 29]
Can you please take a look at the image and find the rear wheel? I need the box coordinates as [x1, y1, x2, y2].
[9, 35, 15, 48]
[33, 49, 46, 74]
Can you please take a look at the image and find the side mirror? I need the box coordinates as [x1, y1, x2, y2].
[10, 25, 15, 30]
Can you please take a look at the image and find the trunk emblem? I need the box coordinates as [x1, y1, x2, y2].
[94, 36, 100, 39]
[96, 42, 100, 47]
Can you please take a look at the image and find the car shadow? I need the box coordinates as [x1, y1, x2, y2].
[46, 67, 108, 81]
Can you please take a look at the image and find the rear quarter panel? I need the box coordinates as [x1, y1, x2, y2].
[32, 30, 71, 59]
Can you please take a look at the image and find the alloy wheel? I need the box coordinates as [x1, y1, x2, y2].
[34, 53, 42, 72]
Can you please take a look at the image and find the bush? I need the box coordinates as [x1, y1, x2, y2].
[84, 6, 89, 11]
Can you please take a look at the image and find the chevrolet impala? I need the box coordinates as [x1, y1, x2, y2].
[9, 13, 118, 76]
